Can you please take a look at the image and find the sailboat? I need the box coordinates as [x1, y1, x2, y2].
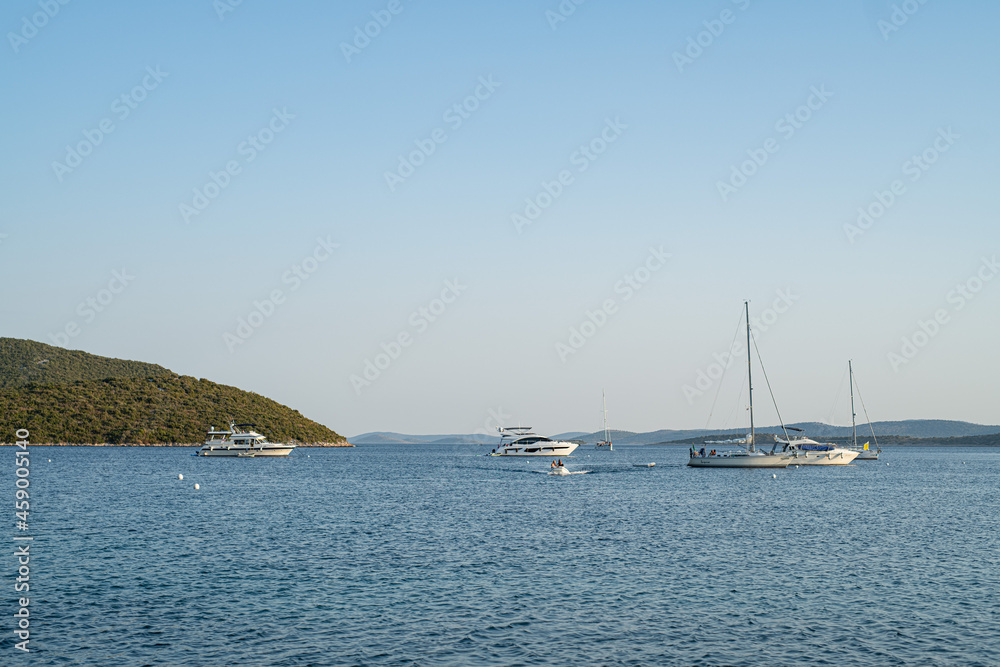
[848, 360, 881, 460]
[596, 390, 612, 450]
[688, 302, 793, 468]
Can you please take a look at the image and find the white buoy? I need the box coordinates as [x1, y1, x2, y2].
[48, 459, 52, 463]
[772, 473, 777, 479]
[178, 474, 184, 480]
[194, 483, 200, 490]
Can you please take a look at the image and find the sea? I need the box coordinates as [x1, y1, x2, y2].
[5, 444, 999, 666]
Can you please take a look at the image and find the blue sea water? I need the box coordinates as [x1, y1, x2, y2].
[5, 444, 999, 666]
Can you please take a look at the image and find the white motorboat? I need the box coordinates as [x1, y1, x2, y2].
[774, 434, 859, 465]
[547, 462, 589, 476]
[688, 301, 793, 469]
[195, 421, 296, 457]
[490, 427, 579, 457]
[847, 360, 882, 461]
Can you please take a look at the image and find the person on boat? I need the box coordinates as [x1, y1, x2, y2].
[710, 449, 716, 456]
[557, 459, 564, 467]
[550, 460, 557, 468]
[699, 447, 706, 457]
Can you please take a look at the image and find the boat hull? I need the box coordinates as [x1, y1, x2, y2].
[197, 446, 295, 457]
[790, 448, 858, 465]
[492, 442, 579, 457]
[688, 454, 791, 468]
[853, 450, 879, 460]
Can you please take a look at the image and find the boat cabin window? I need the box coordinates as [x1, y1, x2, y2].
[515, 436, 550, 445]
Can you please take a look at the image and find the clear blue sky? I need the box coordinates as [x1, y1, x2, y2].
[2, 0, 998, 437]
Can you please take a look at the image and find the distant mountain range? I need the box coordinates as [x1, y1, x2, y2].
[351, 420, 1000, 446]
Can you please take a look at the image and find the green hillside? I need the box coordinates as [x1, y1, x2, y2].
[0, 338, 172, 389]
[0, 339, 345, 445]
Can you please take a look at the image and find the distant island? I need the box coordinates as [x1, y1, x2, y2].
[353, 420, 1000, 447]
[0, 338, 351, 447]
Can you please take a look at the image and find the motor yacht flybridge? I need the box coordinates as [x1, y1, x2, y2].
[688, 301, 793, 468]
[490, 427, 579, 457]
[195, 421, 296, 457]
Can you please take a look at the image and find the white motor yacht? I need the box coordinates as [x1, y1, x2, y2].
[775, 434, 858, 465]
[195, 421, 296, 457]
[490, 427, 579, 457]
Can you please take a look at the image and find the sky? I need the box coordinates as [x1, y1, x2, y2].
[2, 0, 998, 438]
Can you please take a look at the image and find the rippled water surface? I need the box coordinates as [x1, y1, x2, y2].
[7, 445, 1000, 665]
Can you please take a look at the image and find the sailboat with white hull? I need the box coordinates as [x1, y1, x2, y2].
[688, 302, 793, 469]
[848, 360, 881, 460]
[596, 390, 612, 450]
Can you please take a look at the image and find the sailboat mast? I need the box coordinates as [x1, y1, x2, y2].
[602, 389, 609, 442]
[745, 301, 754, 451]
[849, 360, 857, 449]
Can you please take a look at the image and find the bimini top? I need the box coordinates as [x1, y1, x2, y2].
[796, 443, 836, 451]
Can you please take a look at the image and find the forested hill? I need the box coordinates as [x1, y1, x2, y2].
[0, 339, 345, 445]
[0, 338, 172, 389]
